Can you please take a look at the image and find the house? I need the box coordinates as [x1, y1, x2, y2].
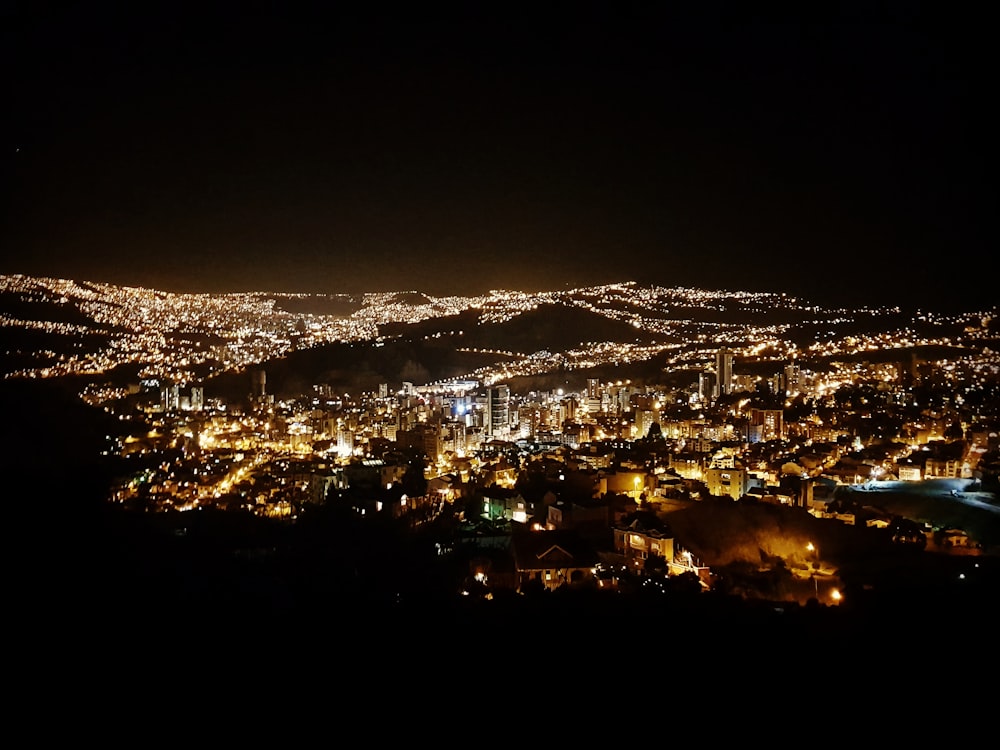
[863, 506, 893, 529]
[427, 473, 465, 502]
[745, 485, 797, 506]
[939, 528, 973, 548]
[480, 487, 529, 523]
[924, 457, 964, 479]
[569, 443, 616, 470]
[612, 513, 674, 573]
[598, 468, 651, 498]
[705, 462, 750, 500]
[482, 456, 518, 486]
[546, 496, 610, 531]
[669, 451, 706, 481]
[913, 440, 970, 479]
[654, 472, 685, 497]
[896, 460, 923, 482]
[510, 529, 599, 592]
[344, 458, 408, 491]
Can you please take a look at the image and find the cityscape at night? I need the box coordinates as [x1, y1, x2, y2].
[4, 4, 996, 662]
[3, 273, 998, 644]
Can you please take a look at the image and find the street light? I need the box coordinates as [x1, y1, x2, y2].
[807, 542, 819, 599]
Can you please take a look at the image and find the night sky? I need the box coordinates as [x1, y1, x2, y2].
[3, 3, 991, 309]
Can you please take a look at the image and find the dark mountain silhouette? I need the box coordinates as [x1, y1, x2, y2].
[208, 338, 503, 401]
[0, 289, 97, 327]
[378, 302, 662, 352]
[270, 295, 363, 317]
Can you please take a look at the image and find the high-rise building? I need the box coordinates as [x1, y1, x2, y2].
[336, 428, 354, 458]
[635, 408, 656, 439]
[250, 370, 266, 398]
[783, 363, 800, 396]
[612, 384, 632, 414]
[715, 348, 733, 398]
[161, 383, 180, 411]
[587, 378, 601, 400]
[487, 385, 510, 438]
[698, 371, 714, 404]
[749, 408, 784, 442]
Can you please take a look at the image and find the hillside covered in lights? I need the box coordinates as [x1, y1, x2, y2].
[3, 275, 996, 399]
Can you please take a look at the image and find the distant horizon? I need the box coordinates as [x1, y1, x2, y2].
[7, 271, 996, 316]
[4, 271, 777, 298]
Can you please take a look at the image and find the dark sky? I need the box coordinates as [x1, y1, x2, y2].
[3, 3, 991, 309]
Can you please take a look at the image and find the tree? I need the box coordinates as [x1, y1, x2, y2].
[401, 455, 428, 497]
[944, 421, 964, 441]
[645, 553, 668, 577]
[665, 571, 702, 597]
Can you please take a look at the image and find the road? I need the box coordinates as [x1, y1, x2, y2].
[854, 478, 1000, 515]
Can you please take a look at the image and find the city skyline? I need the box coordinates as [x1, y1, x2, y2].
[4, 5, 997, 659]
[4, 5, 990, 311]
[2, 273, 997, 645]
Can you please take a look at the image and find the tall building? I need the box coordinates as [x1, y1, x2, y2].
[783, 363, 800, 396]
[560, 395, 577, 424]
[487, 385, 510, 438]
[161, 383, 180, 411]
[635, 408, 656, 439]
[587, 378, 601, 400]
[249, 369, 271, 411]
[698, 371, 714, 404]
[611, 384, 632, 414]
[336, 428, 354, 458]
[749, 408, 784, 442]
[250, 370, 267, 398]
[715, 348, 733, 398]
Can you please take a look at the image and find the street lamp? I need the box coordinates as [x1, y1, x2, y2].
[806, 542, 819, 599]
